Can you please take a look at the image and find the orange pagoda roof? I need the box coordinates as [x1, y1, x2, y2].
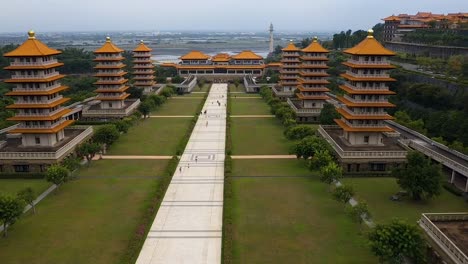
[94, 37, 124, 53]
[302, 37, 329, 53]
[211, 53, 231, 62]
[282, 42, 300, 52]
[4, 31, 61, 57]
[180, 51, 210, 60]
[344, 30, 395, 56]
[133, 41, 152, 52]
[231, 50, 263, 60]
[382, 15, 401, 21]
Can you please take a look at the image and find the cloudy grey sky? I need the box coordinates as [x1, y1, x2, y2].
[1, 0, 466, 33]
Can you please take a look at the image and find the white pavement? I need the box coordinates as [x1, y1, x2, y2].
[136, 84, 227, 264]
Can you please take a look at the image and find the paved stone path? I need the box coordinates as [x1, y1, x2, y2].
[136, 84, 227, 264]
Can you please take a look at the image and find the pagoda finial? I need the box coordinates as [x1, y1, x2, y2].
[367, 29, 374, 38]
[106, 36, 111, 42]
[140, 40, 144, 44]
[28, 30, 35, 39]
[313, 36, 318, 42]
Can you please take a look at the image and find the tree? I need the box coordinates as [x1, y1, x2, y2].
[93, 124, 120, 146]
[114, 120, 131, 134]
[392, 151, 442, 200]
[348, 201, 371, 226]
[138, 101, 152, 118]
[76, 142, 101, 166]
[0, 195, 25, 237]
[309, 149, 333, 170]
[292, 136, 329, 160]
[332, 185, 355, 203]
[368, 220, 426, 263]
[319, 103, 340, 125]
[45, 164, 70, 190]
[320, 162, 342, 184]
[284, 125, 315, 140]
[17, 187, 36, 214]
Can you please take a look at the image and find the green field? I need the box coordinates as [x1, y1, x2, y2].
[229, 93, 261, 97]
[107, 118, 192, 155]
[231, 118, 292, 155]
[231, 98, 271, 115]
[230, 159, 313, 177]
[0, 179, 51, 197]
[342, 177, 468, 224]
[229, 84, 246, 93]
[227, 174, 376, 263]
[150, 97, 203, 116]
[0, 159, 169, 264]
[193, 83, 211, 92]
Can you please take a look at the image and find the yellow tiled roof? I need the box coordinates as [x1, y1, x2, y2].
[282, 42, 300, 52]
[211, 53, 231, 62]
[344, 31, 395, 56]
[4, 31, 61, 57]
[133, 41, 152, 52]
[94, 37, 124, 53]
[231, 50, 263, 60]
[383, 15, 401, 21]
[302, 37, 329, 53]
[180, 50, 210, 60]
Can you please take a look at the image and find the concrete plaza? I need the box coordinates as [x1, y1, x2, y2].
[136, 84, 227, 264]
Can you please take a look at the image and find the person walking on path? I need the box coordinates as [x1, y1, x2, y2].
[179, 167, 182, 173]
[206, 121, 208, 127]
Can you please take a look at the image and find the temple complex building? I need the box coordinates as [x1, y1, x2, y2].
[82, 37, 140, 120]
[272, 41, 300, 100]
[318, 30, 407, 174]
[162, 50, 265, 81]
[288, 37, 330, 122]
[132, 40, 155, 94]
[0, 31, 92, 174]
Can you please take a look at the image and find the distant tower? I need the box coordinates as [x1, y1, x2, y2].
[269, 23, 274, 54]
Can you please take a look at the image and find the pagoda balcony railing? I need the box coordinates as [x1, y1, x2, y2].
[96, 63, 125, 67]
[0, 126, 93, 160]
[133, 58, 152, 62]
[302, 56, 328, 60]
[344, 95, 388, 104]
[348, 59, 390, 65]
[343, 108, 388, 116]
[318, 125, 407, 159]
[18, 108, 64, 117]
[17, 121, 66, 129]
[419, 213, 468, 264]
[346, 71, 390, 78]
[16, 95, 63, 105]
[343, 122, 385, 128]
[12, 72, 59, 79]
[134, 70, 154, 74]
[345, 84, 389, 90]
[96, 56, 124, 60]
[11, 60, 58, 66]
[12, 83, 62, 92]
[133, 76, 154, 80]
[287, 98, 321, 113]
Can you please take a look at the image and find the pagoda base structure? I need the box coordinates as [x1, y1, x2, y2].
[318, 125, 408, 175]
[287, 98, 322, 123]
[0, 126, 93, 174]
[272, 85, 294, 101]
[81, 99, 140, 121]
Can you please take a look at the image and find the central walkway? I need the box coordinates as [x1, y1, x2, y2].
[136, 84, 227, 264]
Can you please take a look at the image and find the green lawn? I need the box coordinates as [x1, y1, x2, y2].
[229, 93, 260, 97]
[230, 159, 314, 177]
[228, 176, 376, 263]
[0, 159, 169, 264]
[0, 179, 51, 196]
[231, 118, 292, 155]
[231, 98, 271, 115]
[193, 83, 211, 92]
[107, 118, 192, 155]
[151, 97, 203, 116]
[341, 177, 468, 224]
[229, 84, 246, 92]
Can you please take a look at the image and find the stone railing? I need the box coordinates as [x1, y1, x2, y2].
[345, 71, 390, 78]
[83, 99, 140, 117]
[348, 59, 390, 65]
[409, 141, 468, 177]
[419, 213, 468, 264]
[11, 60, 58, 66]
[0, 124, 19, 134]
[287, 98, 321, 114]
[272, 86, 294, 97]
[318, 125, 407, 159]
[177, 75, 197, 93]
[0, 126, 92, 160]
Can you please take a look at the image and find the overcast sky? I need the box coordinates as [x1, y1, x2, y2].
[1, 0, 466, 33]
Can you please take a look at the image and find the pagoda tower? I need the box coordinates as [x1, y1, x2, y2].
[132, 40, 155, 93]
[297, 37, 330, 114]
[4, 31, 73, 147]
[93, 37, 129, 110]
[335, 30, 396, 145]
[278, 41, 300, 98]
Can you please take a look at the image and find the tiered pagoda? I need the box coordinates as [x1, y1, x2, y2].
[291, 37, 330, 122]
[273, 41, 300, 100]
[82, 37, 140, 119]
[133, 40, 155, 93]
[0, 31, 92, 174]
[318, 30, 407, 174]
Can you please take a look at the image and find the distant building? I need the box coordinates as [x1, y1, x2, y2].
[132, 40, 156, 94]
[272, 41, 300, 100]
[82, 37, 140, 120]
[0, 31, 92, 174]
[383, 12, 468, 42]
[318, 30, 407, 174]
[163, 50, 266, 80]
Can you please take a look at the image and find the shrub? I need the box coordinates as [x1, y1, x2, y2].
[332, 185, 355, 203]
[93, 124, 120, 146]
[284, 125, 316, 140]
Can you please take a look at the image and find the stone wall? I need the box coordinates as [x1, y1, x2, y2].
[385, 41, 468, 59]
